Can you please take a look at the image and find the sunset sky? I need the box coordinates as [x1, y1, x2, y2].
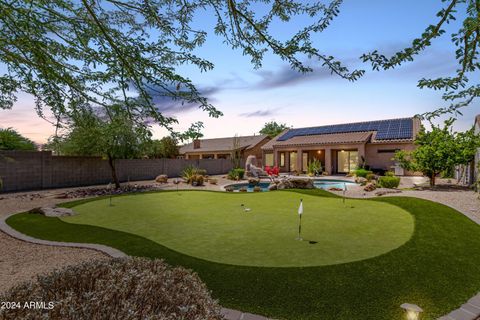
[1, 0, 479, 144]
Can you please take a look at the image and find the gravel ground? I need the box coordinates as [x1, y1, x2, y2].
[1, 175, 479, 296]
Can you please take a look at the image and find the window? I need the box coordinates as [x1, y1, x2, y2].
[289, 152, 297, 172]
[202, 154, 215, 159]
[265, 153, 274, 166]
[280, 153, 285, 166]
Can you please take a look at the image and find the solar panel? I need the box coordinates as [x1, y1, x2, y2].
[277, 118, 414, 141]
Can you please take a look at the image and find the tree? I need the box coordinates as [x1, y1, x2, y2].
[145, 136, 179, 159]
[259, 121, 290, 138]
[0, 128, 36, 150]
[176, 121, 204, 143]
[394, 119, 480, 186]
[0, 0, 361, 133]
[54, 106, 151, 188]
[361, 1, 480, 119]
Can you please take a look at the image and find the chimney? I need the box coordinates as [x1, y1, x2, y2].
[193, 139, 201, 149]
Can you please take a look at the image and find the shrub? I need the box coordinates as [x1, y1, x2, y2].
[354, 168, 373, 178]
[0, 258, 223, 320]
[378, 176, 400, 188]
[182, 165, 199, 184]
[384, 171, 395, 177]
[228, 168, 245, 180]
[366, 173, 376, 181]
[191, 174, 204, 186]
[196, 169, 207, 176]
[307, 159, 322, 176]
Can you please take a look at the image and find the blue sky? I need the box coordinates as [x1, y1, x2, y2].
[1, 0, 479, 143]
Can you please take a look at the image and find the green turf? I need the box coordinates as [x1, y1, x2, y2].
[7, 189, 480, 320]
[61, 191, 414, 267]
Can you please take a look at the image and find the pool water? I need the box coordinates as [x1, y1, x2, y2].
[226, 179, 356, 192]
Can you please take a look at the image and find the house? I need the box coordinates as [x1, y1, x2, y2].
[262, 117, 421, 175]
[179, 135, 270, 166]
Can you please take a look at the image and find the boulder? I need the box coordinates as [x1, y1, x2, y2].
[287, 177, 314, 189]
[364, 182, 377, 192]
[155, 174, 168, 183]
[355, 177, 367, 185]
[29, 206, 76, 217]
[268, 183, 277, 191]
[248, 177, 260, 185]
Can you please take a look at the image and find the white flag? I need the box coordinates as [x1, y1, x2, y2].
[298, 200, 303, 215]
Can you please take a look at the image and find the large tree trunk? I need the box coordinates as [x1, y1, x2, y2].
[430, 172, 436, 187]
[108, 155, 120, 189]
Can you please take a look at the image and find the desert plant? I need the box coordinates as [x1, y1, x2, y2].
[307, 159, 322, 176]
[228, 168, 245, 180]
[0, 257, 223, 320]
[354, 168, 373, 178]
[378, 176, 401, 189]
[182, 165, 201, 184]
[191, 175, 204, 186]
[365, 173, 376, 181]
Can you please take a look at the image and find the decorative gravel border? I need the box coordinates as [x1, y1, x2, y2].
[0, 212, 127, 258]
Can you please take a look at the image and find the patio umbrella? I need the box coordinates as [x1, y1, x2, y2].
[296, 199, 303, 240]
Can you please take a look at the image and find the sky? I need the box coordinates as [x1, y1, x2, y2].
[1, 0, 479, 144]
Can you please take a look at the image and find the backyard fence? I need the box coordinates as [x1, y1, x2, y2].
[0, 151, 239, 192]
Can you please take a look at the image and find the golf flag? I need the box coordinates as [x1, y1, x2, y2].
[298, 199, 303, 215]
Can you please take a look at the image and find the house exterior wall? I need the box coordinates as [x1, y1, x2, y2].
[263, 141, 418, 175]
[364, 142, 417, 173]
[243, 137, 270, 167]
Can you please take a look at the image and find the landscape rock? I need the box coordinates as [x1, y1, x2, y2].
[355, 177, 367, 185]
[30, 206, 76, 217]
[248, 177, 260, 185]
[375, 189, 402, 196]
[364, 182, 377, 192]
[155, 174, 168, 183]
[268, 183, 277, 191]
[270, 177, 314, 190]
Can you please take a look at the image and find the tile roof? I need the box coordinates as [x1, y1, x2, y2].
[262, 132, 373, 150]
[179, 135, 269, 154]
[262, 117, 421, 150]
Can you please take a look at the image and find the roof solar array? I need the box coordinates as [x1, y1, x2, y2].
[277, 118, 413, 141]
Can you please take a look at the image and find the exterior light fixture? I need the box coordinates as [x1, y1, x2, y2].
[400, 303, 423, 320]
[317, 150, 322, 154]
[341, 149, 345, 153]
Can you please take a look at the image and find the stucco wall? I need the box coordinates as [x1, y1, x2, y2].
[365, 142, 417, 173]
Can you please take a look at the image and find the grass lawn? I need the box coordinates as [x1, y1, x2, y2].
[7, 189, 480, 319]
[61, 191, 414, 267]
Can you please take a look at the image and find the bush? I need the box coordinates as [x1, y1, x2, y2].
[0, 258, 223, 320]
[384, 171, 395, 177]
[354, 168, 373, 178]
[228, 168, 245, 180]
[366, 173, 376, 181]
[191, 174, 204, 186]
[378, 176, 401, 188]
[196, 169, 207, 176]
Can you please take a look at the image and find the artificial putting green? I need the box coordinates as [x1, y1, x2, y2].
[7, 190, 480, 319]
[61, 191, 414, 267]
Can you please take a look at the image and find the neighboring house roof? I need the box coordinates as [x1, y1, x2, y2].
[179, 135, 269, 154]
[262, 117, 421, 150]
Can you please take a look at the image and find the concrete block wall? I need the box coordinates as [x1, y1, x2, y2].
[0, 151, 237, 192]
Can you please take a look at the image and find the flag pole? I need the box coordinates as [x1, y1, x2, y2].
[297, 199, 303, 241]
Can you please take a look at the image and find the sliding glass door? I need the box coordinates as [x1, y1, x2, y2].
[337, 150, 358, 173]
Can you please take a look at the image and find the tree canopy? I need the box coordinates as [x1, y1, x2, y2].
[259, 121, 290, 138]
[0, 0, 478, 138]
[394, 118, 480, 186]
[0, 128, 36, 151]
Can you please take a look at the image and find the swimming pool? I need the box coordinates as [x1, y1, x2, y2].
[225, 179, 356, 192]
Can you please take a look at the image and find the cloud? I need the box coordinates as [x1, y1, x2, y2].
[143, 85, 221, 116]
[254, 66, 333, 90]
[239, 108, 279, 118]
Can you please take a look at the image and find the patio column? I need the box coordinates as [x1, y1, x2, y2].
[274, 149, 280, 167]
[296, 149, 303, 173]
[358, 144, 366, 166]
[324, 148, 332, 175]
[214, 154, 218, 159]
